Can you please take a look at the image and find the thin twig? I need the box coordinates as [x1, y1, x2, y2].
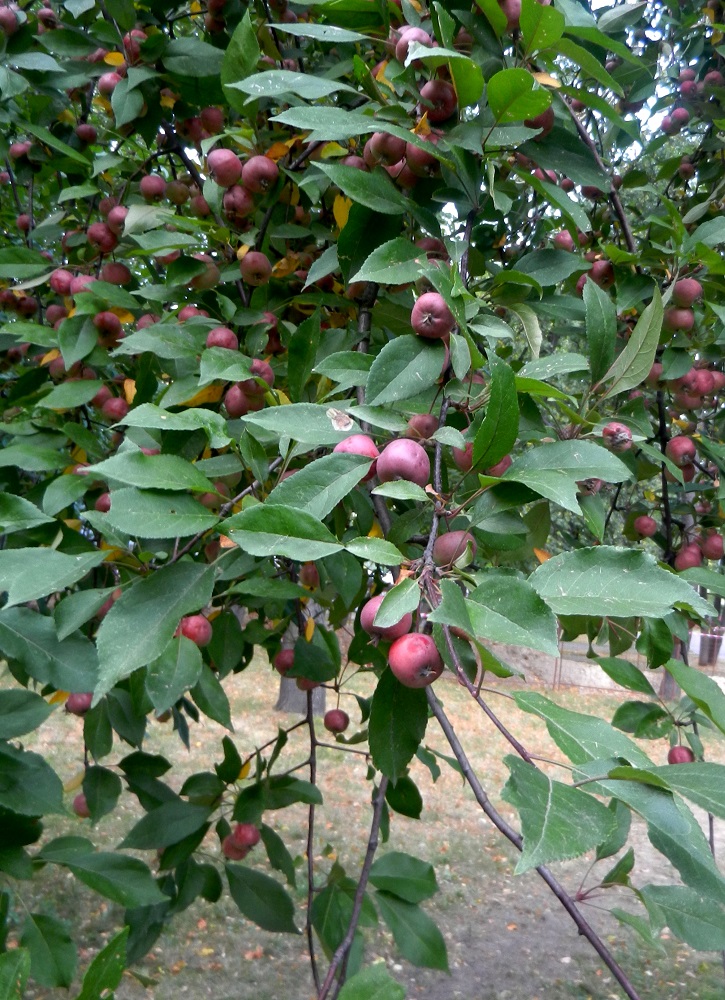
[318, 777, 389, 999]
[306, 691, 321, 992]
[656, 390, 674, 561]
[426, 688, 642, 1000]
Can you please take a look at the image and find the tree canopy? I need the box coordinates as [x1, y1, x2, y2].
[1, 0, 725, 993]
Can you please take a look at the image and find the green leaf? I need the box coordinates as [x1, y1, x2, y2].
[261, 825, 297, 888]
[146, 637, 202, 714]
[271, 21, 367, 41]
[369, 669, 428, 782]
[487, 68, 551, 124]
[518, 353, 589, 379]
[165, 36, 224, 75]
[531, 547, 714, 619]
[316, 163, 409, 215]
[595, 657, 656, 695]
[515, 249, 585, 286]
[242, 403, 362, 447]
[663, 658, 725, 736]
[75, 927, 128, 1000]
[508, 303, 542, 359]
[555, 38, 624, 96]
[98, 488, 219, 538]
[24, 122, 89, 166]
[520, 0, 565, 52]
[36, 380, 103, 410]
[226, 865, 299, 933]
[515, 691, 653, 766]
[221, 10, 260, 110]
[428, 579, 474, 635]
[0, 445, 68, 473]
[95, 562, 215, 700]
[610, 763, 725, 821]
[288, 310, 321, 402]
[0, 549, 106, 609]
[87, 452, 215, 493]
[267, 453, 370, 520]
[596, 289, 663, 400]
[346, 537, 405, 566]
[224, 505, 343, 560]
[374, 580, 420, 629]
[0, 495, 53, 535]
[366, 336, 446, 406]
[313, 351, 371, 395]
[385, 775, 423, 818]
[502, 756, 616, 872]
[82, 766, 123, 822]
[350, 237, 429, 285]
[0, 742, 63, 816]
[472, 356, 518, 468]
[0, 691, 52, 739]
[121, 800, 211, 850]
[466, 576, 559, 656]
[0, 949, 31, 1000]
[641, 885, 725, 951]
[372, 480, 430, 502]
[118, 404, 231, 448]
[583, 278, 617, 384]
[0, 607, 98, 692]
[338, 964, 405, 1000]
[40, 843, 167, 907]
[369, 852, 438, 903]
[110, 78, 144, 127]
[192, 663, 234, 729]
[504, 441, 630, 514]
[375, 892, 448, 970]
[683, 217, 725, 252]
[21, 914, 76, 988]
[230, 69, 355, 100]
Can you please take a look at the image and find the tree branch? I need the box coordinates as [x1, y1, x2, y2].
[318, 777, 389, 999]
[426, 688, 643, 1000]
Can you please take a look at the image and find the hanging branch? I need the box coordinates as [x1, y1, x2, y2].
[426, 688, 643, 1000]
[317, 777, 389, 1000]
[305, 691, 321, 993]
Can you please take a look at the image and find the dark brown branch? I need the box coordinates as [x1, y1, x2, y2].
[306, 691, 321, 992]
[656, 389, 674, 561]
[318, 777, 389, 999]
[426, 688, 642, 1000]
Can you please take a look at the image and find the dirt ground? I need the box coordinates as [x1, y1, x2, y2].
[14, 647, 725, 1000]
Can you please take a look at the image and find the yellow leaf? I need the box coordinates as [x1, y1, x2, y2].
[644, 489, 656, 502]
[320, 141, 347, 159]
[533, 548, 551, 563]
[178, 385, 224, 407]
[304, 616, 315, 641]
[110, 308, 135, 324]
[266, 141, 294, 161]
[58, 109, 75, 125]
[412, 114, 431, 136]
[41, 348, 60, 365]
[532, 72, 561, 88]
[63, 519, 81, 530]
[123, 378, 136, 404]
[49, 691, 68, 706]
[333, 194, 352, 230]
[237, 760, 251, 780]
[271, 254, 300, 278]
[160, 94, 176, 109]
[368, 520, 384, 539]
[271, 389, 291, 405]
[63, 770, 85, 793]
[219, 535, 236, 548]
[70, 446, 87, 464]
[93, 96, 112, 114]
[101, 545, 127, 561]
[104, 51, 126, 66]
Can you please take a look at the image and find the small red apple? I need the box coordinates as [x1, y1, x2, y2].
[73, 793, 91, 818]
[178, 614, 212, 647]
[376, 439, 430, 488]
[410, 291, 454, 339]
[667, 745, 695, 764]
[333, 434, 380, 480]
[273, 649, 295, 675]
[432, 530, 477, 566]
[601, 421, 632, 453]
[388, 633, 444, 688]
[240, 251, 272, 286]
[207, 148, 243, 187]
[206, 326, 238, 349]
[66, 692, 93, 715]
[324, 709, 350, 734]
[633, 515, 657, 538]
[360, 593, 413, 640]
[665, 435, 696, 467]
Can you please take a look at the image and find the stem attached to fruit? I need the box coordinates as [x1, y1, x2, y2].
[317, 777, 389, 1000]
[426, 688, 643, 1000]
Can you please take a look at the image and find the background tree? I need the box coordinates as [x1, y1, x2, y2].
[1, 0, 725, 995]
